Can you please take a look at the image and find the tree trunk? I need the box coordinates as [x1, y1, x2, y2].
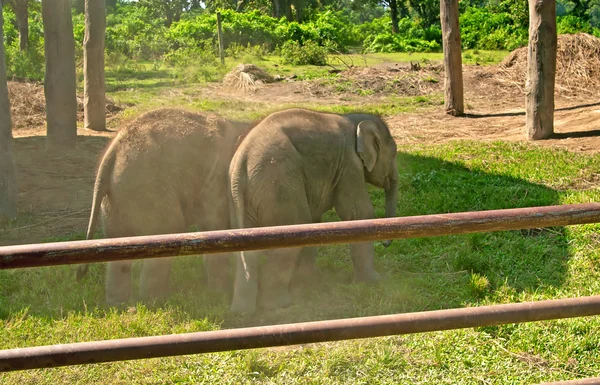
[389, 0, 399, 34]
[12, 0, 28, 51]
[294, 0, 303, 23]
[440, 0, 464, 116]
[525, 0, 557, 140]
[0, 6, 18, 220]
[236, 0, 249, 12]
[42, 0, 78, 150]
[84, 0, 106, 131]
[271, 0, 280, 18]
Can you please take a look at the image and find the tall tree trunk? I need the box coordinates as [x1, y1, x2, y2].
[271, 0, 281, 18]
[525, 0, 557, 140]
[389, 0, 399, 34]
[42, 0, 78, 150]
[236, 0, 249, 12]
[84, 0, 106, 131]
[282, 0, 292, 21]
[440, 0, 464, 116]
[294, 0, 303, 23]
[165, 8, 173, 27]
[11, 0, 28, 51]
[0, 6, 18, 221]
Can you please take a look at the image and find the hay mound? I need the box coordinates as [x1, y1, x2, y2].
[223, 64, 274, 92]
[496, 33, 600, 96]
[7, 80, 123, 130]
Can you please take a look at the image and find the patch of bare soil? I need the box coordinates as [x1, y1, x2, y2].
[205, 61, 444, 105]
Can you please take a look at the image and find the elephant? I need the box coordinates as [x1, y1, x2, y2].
[77, 108, 252, 306]
[228, 108, 399, 314]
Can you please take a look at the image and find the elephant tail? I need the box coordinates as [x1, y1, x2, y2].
[76, 139, 118, 282]
[228, 161, 247, 231]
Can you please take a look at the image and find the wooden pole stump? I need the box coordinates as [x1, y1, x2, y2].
[525, 0, 557, 140]
[440, 0, 464, 116]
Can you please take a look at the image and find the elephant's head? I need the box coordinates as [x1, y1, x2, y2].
[352, 116, 399, 246]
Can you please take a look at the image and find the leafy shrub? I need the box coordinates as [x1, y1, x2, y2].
[163, 45, 217, 68]
[280, 40, 329, 66]
[360, 17, 441, 53]
[364, 33, 440, 53]
[557, 15, 595, 34]
[460, 7, 527, 50]
[225, 42, 269, 61]
[2, 6, 45, 80]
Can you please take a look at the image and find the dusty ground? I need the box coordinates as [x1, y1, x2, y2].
[3, 62, 600, 247]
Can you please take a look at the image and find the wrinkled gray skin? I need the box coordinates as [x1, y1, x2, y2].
[229, 108, 399, 314]
[77, 108, 251, 306]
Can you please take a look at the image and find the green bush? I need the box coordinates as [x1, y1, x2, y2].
[2, 5, 45, 80]
[280, 40, 329, 66]
[459, 7, 527, 50]
[557, 15, 595, 34]
[360, 16, 441, 53]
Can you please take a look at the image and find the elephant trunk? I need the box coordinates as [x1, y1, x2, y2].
[382, 161, 399, 247]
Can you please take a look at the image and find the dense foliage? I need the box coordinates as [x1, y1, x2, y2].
[2, 0, 600, 79]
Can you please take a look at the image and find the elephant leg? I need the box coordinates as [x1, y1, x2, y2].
[258, 247, 302, 310]
[199, 199, 234, 293]
[291, 246, 319, 290]
[334, 179, 380, 283]
[105, 260, 133, 306]
[204, 253, 233, 292]
[351, 243, 381, 282]
[139, 257, 173, 302]
[134, 200, 186, 302]
[230, 249, 260, 314]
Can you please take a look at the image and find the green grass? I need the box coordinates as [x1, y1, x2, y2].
[2, 140, 600, 384]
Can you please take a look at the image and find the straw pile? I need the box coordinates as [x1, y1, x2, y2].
[222, 64, 274, 92]
[496, 33, 600, 96]
[7, 81, 122, 129]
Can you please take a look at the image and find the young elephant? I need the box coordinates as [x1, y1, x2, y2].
[77, 108, 251, 306]
[229, 108, 399, 314]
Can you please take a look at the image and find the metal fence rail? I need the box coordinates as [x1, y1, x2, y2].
[2, 203, 600, 269]
[1, 295, 600, 372]
[1, 202, 600, 382]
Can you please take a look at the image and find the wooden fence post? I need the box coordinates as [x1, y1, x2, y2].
[440, 0, 464, 116]
[525, 0, 557, 140]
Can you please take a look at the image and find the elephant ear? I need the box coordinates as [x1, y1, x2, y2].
[356, 120, 380, 172]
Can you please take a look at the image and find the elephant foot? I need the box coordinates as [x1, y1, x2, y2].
[258, 289, 293, 311]
[229, 298, 256, 314]
[354, 268, 381, 283]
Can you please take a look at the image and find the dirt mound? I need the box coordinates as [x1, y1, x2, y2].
[494, 33, 600, 96]
[7, 80, 123, 130]
[223, 64, 274, 92]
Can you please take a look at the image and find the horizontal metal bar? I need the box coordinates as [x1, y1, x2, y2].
[1, 295, 600, 372]
[536, 378, 600, 385]
[1, 203, 599, 270]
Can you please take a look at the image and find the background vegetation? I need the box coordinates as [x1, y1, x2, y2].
[3, 0, 600, 80]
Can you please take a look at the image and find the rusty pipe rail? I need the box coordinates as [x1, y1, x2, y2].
[1, 295, 600, 372]
[2, 203, 600, 270]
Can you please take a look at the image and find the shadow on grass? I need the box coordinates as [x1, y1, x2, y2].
[0, 147, 570, 330]
[463, 100, 600, 119]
